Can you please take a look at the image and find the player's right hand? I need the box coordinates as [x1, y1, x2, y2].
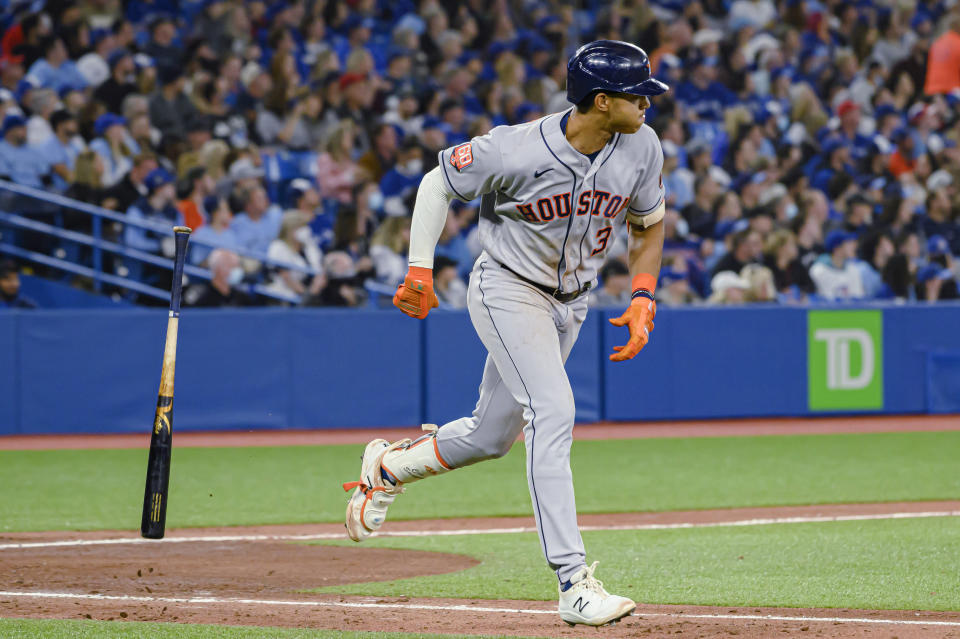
[393, 266, 439, 319]
[608, 298, 656, 361]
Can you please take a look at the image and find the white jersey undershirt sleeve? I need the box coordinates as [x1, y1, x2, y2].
[408, 166, 454, 269]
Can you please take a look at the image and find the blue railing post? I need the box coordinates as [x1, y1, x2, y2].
[91, 214, 102, 293]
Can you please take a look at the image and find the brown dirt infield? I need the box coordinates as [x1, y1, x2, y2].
[3, 502, 960, 638]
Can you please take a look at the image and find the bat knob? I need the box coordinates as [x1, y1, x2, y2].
[173, 226, 192, 235]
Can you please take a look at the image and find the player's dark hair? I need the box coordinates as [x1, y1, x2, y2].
[0, 260, 17, 278]
[575, 90, 635, 113]
[575, 91, 599, 113]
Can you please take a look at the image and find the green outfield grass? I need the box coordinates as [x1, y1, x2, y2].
[2, 431, 959, 532]
[0, 620, 540, 639]
[309, 516, 960, 611]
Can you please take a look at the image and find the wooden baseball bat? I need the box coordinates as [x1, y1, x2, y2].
[141, 226, 191, 539]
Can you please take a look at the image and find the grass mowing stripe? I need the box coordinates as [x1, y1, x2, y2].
[309, 516, 960, 612]
[1, 431, 959, 532]
[0, 619, 544, 639]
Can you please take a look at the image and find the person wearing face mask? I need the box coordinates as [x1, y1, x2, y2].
[186, 248, 251, 307]
[379, 139, 424, 217]
[265, 210, 324, 300]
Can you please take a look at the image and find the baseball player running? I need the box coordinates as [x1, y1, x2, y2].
[343, 40, 667, 627]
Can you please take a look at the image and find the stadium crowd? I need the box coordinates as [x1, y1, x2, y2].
[0, 0, 958, 308]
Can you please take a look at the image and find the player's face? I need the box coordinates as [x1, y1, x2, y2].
[607, 94, 650, 133]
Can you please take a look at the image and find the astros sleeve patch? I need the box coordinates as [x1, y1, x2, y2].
[449, 143, 473, 171]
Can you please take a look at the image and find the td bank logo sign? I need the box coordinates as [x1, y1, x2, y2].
[808, 310, 883, 410]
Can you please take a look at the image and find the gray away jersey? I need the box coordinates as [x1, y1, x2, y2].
[438, 108, 665, 293]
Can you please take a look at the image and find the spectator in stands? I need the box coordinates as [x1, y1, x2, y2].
[185, 249, 249, 307]
[763, 229, 814, 299]
[0, 54, 24, 93]
[357, 122, 398, 183]
[177, 166, 214, 230]
[435, 208, 472, 276]
[434, 255, 467, 309]
[682, 174, 721, 238]
[143, 17, 181, 71]
[657, 260, 699, 306]
[661, 140, 693, 210]
[231, 184, 283, 255]
[288, 178, 333, 251]
[740, 263, 777, 303]
[857, 231, 895, 299]
[925, 235, 959, 301]
[916, 264, 955, 302]
[65, 150, 105, 206]
[922, 191, 959, 253]
[25, 87, 57, 145]
[190, 196, 239, 265]
[336, 73, 374, 149]
[25, 36, 87, 93]
[712, 228, 762, 276]
[0, 261, 37, 309]
[810, 230, 865, 301]
[38, 109, 82, 191]
[124, 168, 181, 254]
[106, 151, 157, 212]
[149, 64, 197, 139]
[316, 120, 359, 204]
[305, 250, 366, 307]
[924, 14, 960, 95]
[265, 211, 324, 299]
[75, 27, 114, 87]
[380, 138, 424, 218]
[589, 260, 632, 308]
[706, 271, 750, 305]
[89, 113, 134, 188]
[93, 50, 137, 114]
[369, 215, 410, 285]
[0, 113, 49, 188]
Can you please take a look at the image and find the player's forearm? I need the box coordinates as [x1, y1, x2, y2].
[408, 166, 454, 269]
[626, 220, 664, 298]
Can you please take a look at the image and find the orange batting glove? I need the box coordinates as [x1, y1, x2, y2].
[609, 274, 657, 362]
[393, 266, 439, 319]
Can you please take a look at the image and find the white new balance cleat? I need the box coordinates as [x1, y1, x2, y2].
[342, 438, 407, 542]
[558, 561, 636, 627]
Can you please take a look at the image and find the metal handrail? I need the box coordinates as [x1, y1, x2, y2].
[0, 211, 301, 304]
[0, 179, 321, 277]
[0, 242, 171, 300]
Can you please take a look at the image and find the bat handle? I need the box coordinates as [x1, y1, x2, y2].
[170, 226, 191, 316]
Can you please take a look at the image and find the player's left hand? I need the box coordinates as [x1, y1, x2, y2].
[608, 298, 656, 361]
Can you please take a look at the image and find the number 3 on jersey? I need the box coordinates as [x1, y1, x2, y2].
[591, 227, 612, 256]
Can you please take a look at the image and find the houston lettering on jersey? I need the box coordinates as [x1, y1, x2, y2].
[516, 190, 630, 223]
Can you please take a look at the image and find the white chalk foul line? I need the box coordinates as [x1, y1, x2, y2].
[0, 591, 958, 628]
[2, 510, 959, 551]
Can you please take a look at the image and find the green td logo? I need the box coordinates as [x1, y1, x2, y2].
[808, 310, 883, 411]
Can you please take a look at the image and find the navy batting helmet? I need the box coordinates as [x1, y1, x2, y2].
[566, 40, 669, 105]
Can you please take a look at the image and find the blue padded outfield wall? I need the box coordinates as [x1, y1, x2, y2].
[1, 304, 960, 435]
